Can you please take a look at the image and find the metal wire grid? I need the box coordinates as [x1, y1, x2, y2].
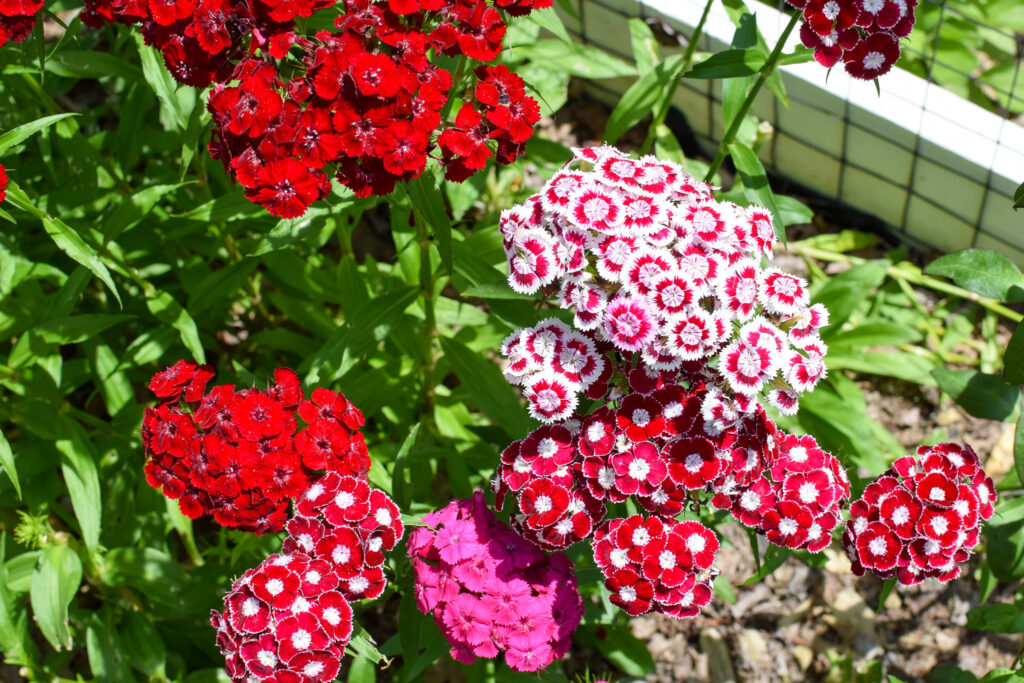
[568, 0, 1024, 256]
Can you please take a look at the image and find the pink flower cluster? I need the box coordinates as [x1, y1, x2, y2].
[406, 492, 584, 672]
[593, 515, 717, 617]
[500, 146, 829, 423]
[842, 442, 995, 586]
[212, 552, 354, 683]
[789, 0, 916, 80]
[283, 472, 405, 601]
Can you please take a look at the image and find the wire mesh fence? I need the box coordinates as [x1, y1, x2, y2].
[562, 0, 1024, 260]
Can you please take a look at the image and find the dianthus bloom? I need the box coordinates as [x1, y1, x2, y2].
[80, 0, 547, 217]
[0, 0, 41, 47]
[0, 163, 7, 203]
[593, 515, 718, 618]
[500, 146, 829, 423]
[212, 552, 354, 683]
[788, 0, 916, 79]
[842, 442, 995, 586]
[407, 492, 583, 672]
[283, 472, 404, 602]
[141, 360, 369, 533]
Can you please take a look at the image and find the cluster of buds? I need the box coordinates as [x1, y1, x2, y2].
[843, 442, 995, 586]
[212, 552, 354, 683]
[789, 0, 917, 79]
[142, 361, 369, 534]
[82, 0, 546, 217]
[407, 492, 583, 672]
[283, 472, 405, 602]
[500, 145, 829, 423]
[593, 515, 717, 617]
[0, 0, 40, 47]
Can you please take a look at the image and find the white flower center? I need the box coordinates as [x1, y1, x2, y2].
[375, 507, 392, 526]
[536, 388, 562, 412]
[587, 422, 607, 442]
[659, 550, 676, 569]
[798, 482, 818, 504]
[265, 579, 284, 596]
[928, 486, 946, 502]
[628, 458, 651, 480]
[322, 607, 341, 625]
[534, 495, 553, 514]
[863, 51, 885, 71]
[334, 491, 355, 509]
[291, 629, 312, 650]
[349, 576, 369, 593]
[632, 527, 651, 546]
[332, 545, 351, 565]
[740, 490, 761, 510]
[686, 534, 706, 553]
[303, 661, 325, 677]
[868, 537, 887, 556]
[778, 518, 798, 536]
[610, 548, 629, 568]
[257, 650, 277, 668]
[305, 570, 321, 585]
[538, 438, 558, 458]
[619, 586, 637, 602]
[685, 452, 703, 472]
[892, 506, 910, 525]
[931, 516, 949, 535]
[788, 446, 808, 462]
[632, 408, 651, 427]
[242, 597, 261, 617]
[598, 467, 617, 489]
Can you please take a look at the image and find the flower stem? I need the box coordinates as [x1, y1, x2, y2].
[785, 241, 1024, 322]
[642, 0, 715, 153]
[703, 10, 801, 182]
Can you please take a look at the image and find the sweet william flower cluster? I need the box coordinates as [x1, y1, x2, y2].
[792, 0, 917, 78]
[142, 361, 369, 534]
[843, 442, 996, 586]
[81, 0, 547, 217]
[500, 145, 829, 424]
[406, 492, 583, 672]
[0, 0, 40, 47]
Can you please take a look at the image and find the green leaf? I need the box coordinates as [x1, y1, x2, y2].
[460, 283, 534, 300]
[777, 45, 815, 66]
[35, 314, 133, 345]
[826, 322, 923, 349]
[628, 18, 661, 73]
[146, 290, 205, 363]
[0, 430, 21, 500]
[743, 544, 790, 584]
[826, 350, 938, 386]
[1005, 322, 1024, 385]
[924, 248, 1024, 303]
[439, 337, 534, 439]
[43, 215, 122, 307]
[55, 420, 103, 552]
[0, 113, 77, 156]
[932, 369, 1021, 421]
[928, 666, 980, 683]
[965, 603, 1024, 633]
[119, 611, 166, 678]
[133, 33, 186, 130]
[515, 40, 636, 79]
[877, 577, 896, 612]
[390, 423, 420, 511]
[774, 195, 815, 227]
[528, 7, 572, 44]
[729, 141, 783, 241]
[686, 48, 766, 79]
[575, 624, 655, 677]
[405, 173, 452, 277]
[1015, 409, 1024, 494]
[605, 55, 685, 144]
[813, 260, 888, 331]
[44, 51, 143, 81]
[1014, 181, 1024, 210]
[29, 546, 83, 651]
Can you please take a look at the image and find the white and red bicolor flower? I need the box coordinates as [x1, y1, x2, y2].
[605, 567, 654, 616]
[227, 589, 273, 634]
[541, 171, 587, 214]
[785, 341, 827, 393]
[620, 193, 667, 234]
[595, 154, 643, 190]
[275, 612, 331, 663]
[520, 424, 575, 477]
[687, 203, 728, 248]
[843, 32, 900, 80]
[803, 0, 859, 35]
[781, 470, 837, 511]
[761, 500, 814, 549]
[622, 248, 675, 297]
[501, 330, 541, 385]
[519, 478, 571, 529]
[675, 244, 720, 296]
[603, 295, 657, 353]
[746, 207, 776, 255]
[569, 181, 623, 233]
[524, 371, 578, 423]
[730, 476, 776, 527]
[552, 331, 604, 388]
[593, 234, 637, 283]
[759, 268, 810, 317]
[719, 340, 779, 395]
[664, 310, 724, 360]
[855, 521, 902, 571]
[767, 389, 800, 416]
[717, 259, 762, 320]
[672, 520, 719, 570]
[649, 270, 696, 319]
[322, 476, 372, 527]
[578, 407, 616, 457]
[507, 229, 560, 295]
[799, 22, 859, 68]
[616, 394, 666, 443]
[666, 438, 720, 490]
[610, 442, 668, 496]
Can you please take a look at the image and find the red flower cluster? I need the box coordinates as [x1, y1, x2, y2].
[0, 163, 7, 203]
[141, 360, 368, 534]
[406, 492, 583, 672]
[212, 552, 354, 683]
[842, 442, 995, 586]
[282, 472, 404, 602]
[82, 0, 546, 217]
[496, 370, 848, 556]
[787, 0, 916, 79]
[0, 0, 41, 47]
[593, 515, 717, 618]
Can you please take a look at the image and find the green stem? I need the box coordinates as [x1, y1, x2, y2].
[787, 241, 1024, 322]
[414, 211, 437, 420]
[642, 0, 715, 153]
[704, 10, 801, 182]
